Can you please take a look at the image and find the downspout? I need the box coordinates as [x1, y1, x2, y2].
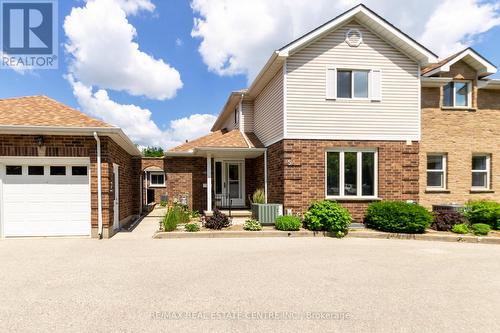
[93, 132, 103, 239]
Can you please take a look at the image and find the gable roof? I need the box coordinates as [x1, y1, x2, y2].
[168, 129, 264, 153]
[422, 48, 497, 78]
[0, 95, 112, 128]
[278, 4, 438, 65]
[0, 95, 141, 156]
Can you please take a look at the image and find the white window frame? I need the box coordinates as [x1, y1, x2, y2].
[149, 171, 166, 188]
[443, 80, 472, 108]
[471, 154, 490, 190]
[336, 69, 371, 100]
[426, 154, 447, 190]
[324, 148, 378, 200]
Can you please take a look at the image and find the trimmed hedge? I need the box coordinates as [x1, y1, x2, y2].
[303, 200, 352, 237]
[451, 223, 469, 234]
[464, 201, 500, 230]
[275, 216, 302, 231]
[365, 201, 432, 234]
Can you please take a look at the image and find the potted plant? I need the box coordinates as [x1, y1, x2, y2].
[250, 189, 283, 225]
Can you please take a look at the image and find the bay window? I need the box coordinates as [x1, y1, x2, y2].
[426, 154, 446, 189]
[443, 81, 471, 108]
[326, 149, 377, 198]
[471, 154, 490, 189]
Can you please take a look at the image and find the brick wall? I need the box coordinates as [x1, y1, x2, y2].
[141, 158, 167, 204]
[267, 139, 419, 221]
[420, 61, 500, 207]
[245, 155, 265, 205]
[0, 134, 141, 238]
[164, 157, 206, 212]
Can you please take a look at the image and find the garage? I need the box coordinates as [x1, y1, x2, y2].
[0, 158, 91, 237]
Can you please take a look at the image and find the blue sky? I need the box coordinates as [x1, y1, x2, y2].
[1, 0, 500, 148]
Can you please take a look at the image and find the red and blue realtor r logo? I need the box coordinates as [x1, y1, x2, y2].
[1, 0, 58, 69]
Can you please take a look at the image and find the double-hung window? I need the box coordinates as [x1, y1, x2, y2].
[443, 81, 472, 108]
[326, 149, 377, 198]
[426, 154, 446, 189]
[150, 172, 165, 187]
[471, 154, 490, 189]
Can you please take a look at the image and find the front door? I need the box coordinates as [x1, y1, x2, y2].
[226, 162, 243, 206]
[113, 164, 120, 230]
[214, 160, 245, 207]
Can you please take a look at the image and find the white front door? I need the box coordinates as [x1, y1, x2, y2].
[0, 158, 91, 237]
[113, 164, 120, 230]
[225, 161, 244, 207]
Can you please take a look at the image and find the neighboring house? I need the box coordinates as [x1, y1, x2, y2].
[164, 4, 500, 220]
[420, 48, 500, 207]
[0, 96, 142, 238]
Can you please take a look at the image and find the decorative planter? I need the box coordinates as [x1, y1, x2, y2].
[251, 203, 283, 225]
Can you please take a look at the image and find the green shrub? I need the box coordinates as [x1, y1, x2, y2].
[190, 210, 201, 219]
[163, 207, 179, 232]
[243, 219, 262, 231]
[365, 201, 432, 234]
[303, 200, 352, 237]
[250, 189, 266, 204]
[464, 201, 500, 230]
[184, 223, 200, 232]
[159, 200, 167, 207]
[275, 215, 302, 231]
[451, 223, 470, 234]
[471, 223, 491, 236]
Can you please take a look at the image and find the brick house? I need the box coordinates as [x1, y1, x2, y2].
[0, 96, 142, 238]
[160, 4, 499, 221]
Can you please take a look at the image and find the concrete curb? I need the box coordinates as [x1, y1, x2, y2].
[153, 229, 500, 244]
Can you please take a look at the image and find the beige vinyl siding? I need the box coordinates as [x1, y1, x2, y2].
[254, 69, 284, 145]
[286, 20, 420, 141]
[241, 100, 254, 132]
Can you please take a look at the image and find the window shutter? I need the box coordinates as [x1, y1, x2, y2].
[326, 67, 337, 99]
[370, 69, 382, 101]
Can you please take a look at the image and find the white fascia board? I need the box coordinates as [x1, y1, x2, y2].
[424, 49, 497, 77]
[278, 5, 438, 65]
[421, 77, 453, 87]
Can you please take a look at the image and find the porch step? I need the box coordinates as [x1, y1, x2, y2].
[205, 209, 252, 218]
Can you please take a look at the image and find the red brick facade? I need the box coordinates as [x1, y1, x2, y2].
[266, 139, 419, 221]
[141, 158, 167, 204]
[0, 134, 141, 238]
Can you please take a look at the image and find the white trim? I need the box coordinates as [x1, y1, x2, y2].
[324, 148, 378, 200]
[149, 171, 166, 188]
[113, 163, 120, 231]
[426, 153, 447, 190]
[264, 150, 268, 204]
[471, 154, 491, 190]
[442, 80, 472, 108]
[334, 68, 371, 100]
[207, 155, 212, 213]
[417, 64, 422, 141]
[283, 59, 288, 138]
[278, 5, 437, 64]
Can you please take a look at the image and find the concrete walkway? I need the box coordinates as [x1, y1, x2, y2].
[113, 207, 165, 239]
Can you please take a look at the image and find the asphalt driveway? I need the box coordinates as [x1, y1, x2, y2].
[1, 235, 499, 332]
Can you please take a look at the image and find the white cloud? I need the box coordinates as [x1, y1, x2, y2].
[67, 75, 216, 148]
[420, 0, 500, 56]
[64, 0, 182, 100]
[191, 0, 500, 81]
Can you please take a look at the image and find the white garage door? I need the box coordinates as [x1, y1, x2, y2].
[0, 158, 91, 237]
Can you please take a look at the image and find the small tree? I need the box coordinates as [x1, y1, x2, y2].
[142, 146, 164, 157]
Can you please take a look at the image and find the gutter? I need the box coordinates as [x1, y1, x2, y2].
[93, 132, 103, 239]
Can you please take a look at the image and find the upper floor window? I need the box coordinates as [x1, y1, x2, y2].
[337, 70, 369, 99]
[234, 107, 239, 124]
[471, 154, 490, 189]
[443, 81, 471, 108]
[326, 68, 381, 101]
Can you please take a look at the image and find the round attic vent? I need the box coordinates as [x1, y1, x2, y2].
[345, 29, 362, 47]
